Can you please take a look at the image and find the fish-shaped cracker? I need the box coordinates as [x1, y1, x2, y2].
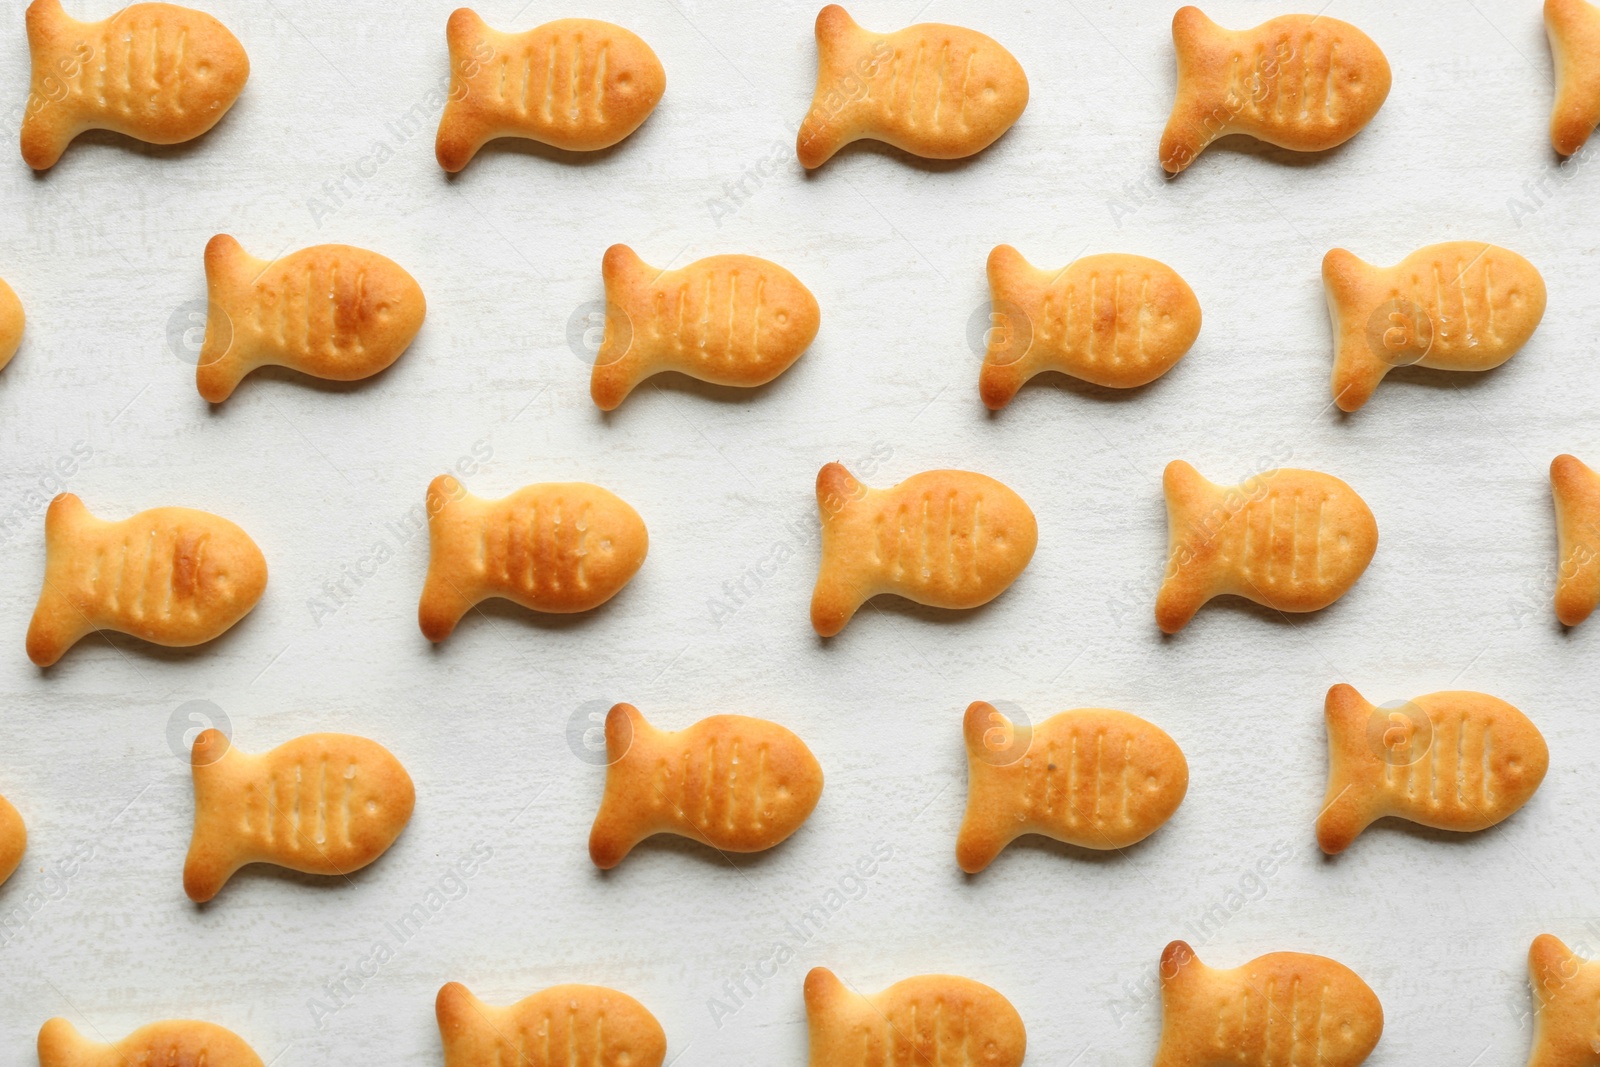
[1547, 0, 1600, 155]
[0, 276, 23, 372]
[418, 474, 648, 642]
[1160, 6, 1390, 174]
[1316, 684, 1548, 855]
[1551, 453, 1600, 626]
[436, 9, 665, 171]
[1526, 934, 1600, 1067]
[957, 702, 1188, 872]
[591, 244, 820, 410]
[183, 728, 415, 902]
[797, 5, 1028, 168]
[980, 245, 1201, 408]
[21, 0, 249, 170]
[1154, 941, 1383, 1067]
[436, 982, 666, 1067]
[26, 493, 267, 666]
[1156, 460, 1377, 633]
[588, 703, 823, 868]
[804, 967, 1026, 1067]
[0, 793, 25, 887]
[38, 1017, 262, 1067]
[1323, 242, 1546, 412]
[197, 234, 426, 403]
[811, 462, 1037, 636]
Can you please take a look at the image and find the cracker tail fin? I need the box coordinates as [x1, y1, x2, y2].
[590, 245, 649, 410]
[37, 1017, 92, 1067]
[588, 703, 653, 869]
[956, 701, 1022, 873]
[1529, 933, 1580, 1007]
[803, 965, 850, 1024]
[1159, 7, 1226, 174]
[436, 8, 495, 172]
[796, 5, 868, 169]
[20, 0, 81, 170]
[196, 234, 262, 403]
[1552, 454, 1600, 626]
[1152, 941, 1207, 1067]
[26, 493, 94, 666]
[418, 475, 481, 642]
[436, 981, 491, 1067]
[183, 728, 243, 902]
[1322, 248, 1393, 413]
[1316, 683, 1379, 855]
[978, 245, 1041, 410]
[1154, 460, 1220, 634]
[810, 462, 871, 636]
[1546, 0, 1600, 156]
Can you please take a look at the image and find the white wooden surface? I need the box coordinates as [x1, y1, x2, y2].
[0, 0, 1589, 1064]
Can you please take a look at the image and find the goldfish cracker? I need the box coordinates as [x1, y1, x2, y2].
[1323, 242, 1546, 412]
[1160, 6, 1390, 174]
[436, 982, 665, 1067]
[418, 475, 648, 642]
[25, 493, 267, 666]
[1316, 684, 1547, 854]
[1547, 0, 1600, 155]
[980, 245, 1201, 408]
[1155, 460, 1377, 633]
[0, 793, 24, 886]
[197, 235, 426, 403]
[591, 245, 820, 409]
[1551, 454, 1600, 626]
[0, 276, 22, 372]
[797, 5, 1027, 168]
[810, 462, 1037, 636]
[183, 728, 415, 902]
[21, 0, 249, 170]
[435, 9, 665, 171]
[37, 1018, 262, 1067]
[803, 967, 1025, 1067]
[957, 702, 1187, 872]
[1526, 934, 1600, 1067]
[588, 703, 823, 868]
[1154, 941, 1382, 1067]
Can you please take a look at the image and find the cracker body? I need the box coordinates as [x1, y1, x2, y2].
[38, 1017, 262, 1067]
[436, 982, 666, 1067]
[957, 703, 1187, 872]
[1156, 460, 1377, 633]
[589, 703, 823, 868]
[1527, 934, 1600, 1067]
[1154, 941, 1382, 1067]
[197, 234, 426, 402]
[1547, 0, 1600, 155]
[21, 0, 249, 170]
[981, 245, 1201, 408]
[1323, 242, 1546, 412]
[804, 967, 1025, 1067]
[797, 5, 1027, 168]
[0, 276, 23, 371]
[418, 475, 648, 641]
[25, 493, 267, 666]
[0, 793, 25, 887]
[810, 462, 1037, 636]
[436, 10, 665, 171]
[1160, 6, 1390, 174]
[1551, 454, 1600, 626]
[1316, 684, 1547, 854]
[183, 728, 414, 902]
[592, 245, 820, 409]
